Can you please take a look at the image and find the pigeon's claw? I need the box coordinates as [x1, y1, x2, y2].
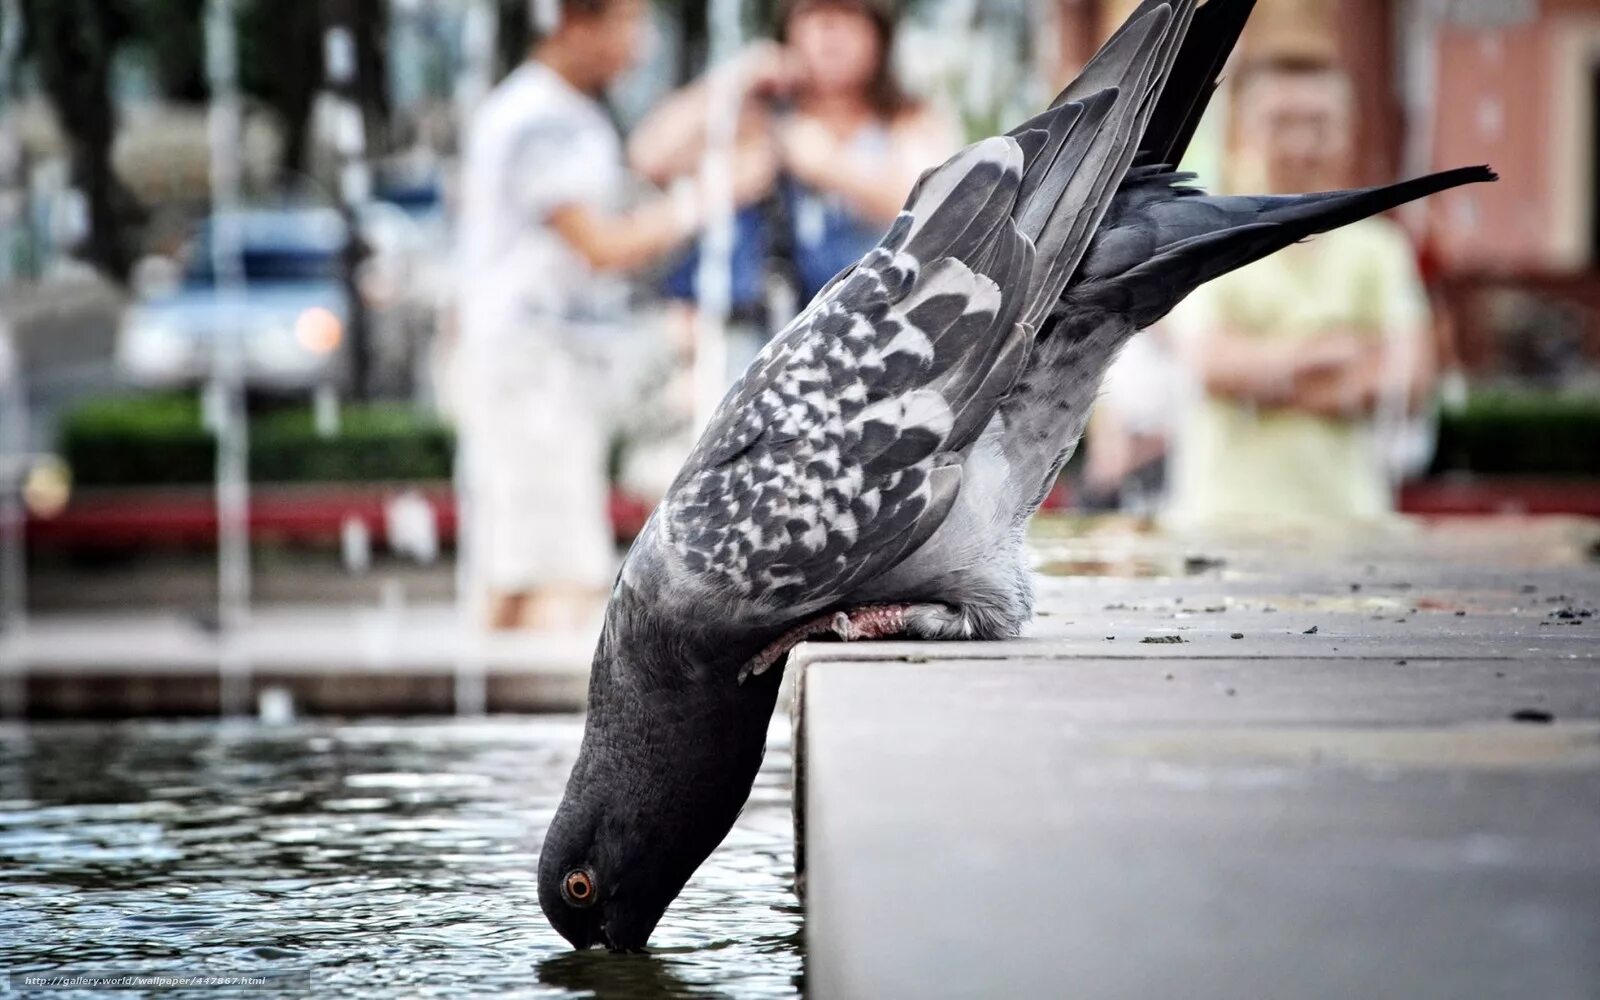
[829, 605, 910, 642]
[738, 604, 921, 685]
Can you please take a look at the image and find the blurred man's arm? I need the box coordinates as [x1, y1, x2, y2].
[548, 142, 779, 272]
[547, 200, 697, 273]
[628, 41, 790, 184]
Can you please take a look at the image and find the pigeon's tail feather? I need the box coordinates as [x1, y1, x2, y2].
[1087, 166, 1497, 327]
[1244, 166, 1496, 238]
[1136, 0, 1256, 168]
[1013, 0, 1199, 331]
[1041, 0, 1187, 112]
[1039, 0, 1252, 171]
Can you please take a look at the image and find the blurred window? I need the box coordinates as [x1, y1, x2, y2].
[182, 214, 346, 286]
[184, 245, 342, 286]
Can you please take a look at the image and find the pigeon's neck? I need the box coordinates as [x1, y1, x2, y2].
[598, 580, 775, 685]
[579, 591, 782, 811]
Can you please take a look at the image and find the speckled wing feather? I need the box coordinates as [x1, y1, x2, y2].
[649, 4, 1193, 627]
[656, 139, 1037, 621]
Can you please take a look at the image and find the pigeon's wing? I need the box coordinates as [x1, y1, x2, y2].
[647, 3, 1196, 625]
[653, 139, 1038, 622]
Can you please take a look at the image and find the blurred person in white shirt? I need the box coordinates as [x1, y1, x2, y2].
[457, 0, 761, 631]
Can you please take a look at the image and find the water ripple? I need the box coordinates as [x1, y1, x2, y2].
[0, 718, 802, 998]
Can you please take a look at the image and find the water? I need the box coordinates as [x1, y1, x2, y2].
[0, 717, 803, 998]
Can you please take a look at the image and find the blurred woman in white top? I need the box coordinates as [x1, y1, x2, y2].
[630, 0, 959, 307]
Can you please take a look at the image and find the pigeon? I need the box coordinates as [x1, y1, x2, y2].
[539, 0, 1495, 951]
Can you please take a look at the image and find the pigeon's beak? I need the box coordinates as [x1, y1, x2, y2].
[600, 920, 650, 954]
[551, 909, 606, 951]
[552, 910, 647, 954]
[554, 921, 593, 951]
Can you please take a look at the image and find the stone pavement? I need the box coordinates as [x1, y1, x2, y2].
[796, 516, 1600, 1000]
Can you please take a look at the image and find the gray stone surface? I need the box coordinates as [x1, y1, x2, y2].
[0, 603, 592, 715]
[799, 518, 1600, 1000]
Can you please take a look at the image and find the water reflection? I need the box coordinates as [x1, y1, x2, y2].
[0, 718, 802, 998]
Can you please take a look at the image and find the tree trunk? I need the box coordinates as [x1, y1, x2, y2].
[23, 0, 139, 283]
[238, 0, 321, 181]
[355, 0, 391, 155]
[139, 0, 209, 103]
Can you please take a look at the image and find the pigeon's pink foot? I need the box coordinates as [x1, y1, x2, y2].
[738, 603, 966, 683]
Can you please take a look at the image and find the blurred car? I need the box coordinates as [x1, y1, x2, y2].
[116, 208, 353, 390]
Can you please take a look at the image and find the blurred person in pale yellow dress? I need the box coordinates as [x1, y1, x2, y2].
[1165, 54, 1436, 531]
[456, 0, 765, 632]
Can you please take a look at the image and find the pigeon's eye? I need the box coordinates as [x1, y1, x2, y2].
[562, 868, 597, 907]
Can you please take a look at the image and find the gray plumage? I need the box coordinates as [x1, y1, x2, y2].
[539, 0, 1496, 952]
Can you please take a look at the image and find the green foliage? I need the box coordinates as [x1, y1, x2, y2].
[59, 393, 214, 487]
[61, 394, 455, 487]
[250, 403, 455, 484]
[1432, 391, 1600, 478]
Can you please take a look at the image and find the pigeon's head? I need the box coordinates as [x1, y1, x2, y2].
[539, 604, 781, 952]
[537, 791, 675, 953]
[537, 767, 722, 952]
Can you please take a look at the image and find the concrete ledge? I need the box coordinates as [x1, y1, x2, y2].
[798, 653, 1600, 1000]
[795, 520, 1600, 999]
